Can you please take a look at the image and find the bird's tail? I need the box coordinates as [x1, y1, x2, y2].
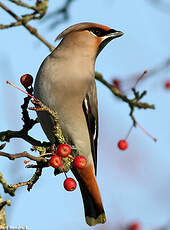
[72, 164, 106, 226]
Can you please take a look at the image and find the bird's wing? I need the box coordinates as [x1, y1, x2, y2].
[82, 80, 98, 175]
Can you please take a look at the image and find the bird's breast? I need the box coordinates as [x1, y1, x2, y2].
[34, 55, 94, 161]
[35, 55, 95, 116]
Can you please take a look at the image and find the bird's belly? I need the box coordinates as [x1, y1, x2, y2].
[36, 102, 92, 160]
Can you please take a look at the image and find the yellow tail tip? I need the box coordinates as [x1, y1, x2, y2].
[85, 213, 106, 226]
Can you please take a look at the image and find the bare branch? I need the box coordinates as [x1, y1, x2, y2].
[95, 72, 155, 108]
[20, 87, 39, 132]
[0, 1, 54, 51]
[9, 0, 37, 11]
[9, 167, 42, 191]
[0, 88, 50, 146]
[95, 72, 155, 124]
[0, 150, 48, 163]
[0, 21, 21, 29]
[0, 129, 47, 146]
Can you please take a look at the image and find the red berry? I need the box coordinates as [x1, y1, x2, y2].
[165, 80, 170, 89]
[128, 222, 140, 230]
[57, 144, 71, 158]
[24, 159, 32, 164]
[112, 78, 121, 89]
[73, 155, 87, 169]
[118, 140, 128, 150]
[20, 74, 33, 88]
[49, 155, 62, 168]
[64, 178, 77, 191]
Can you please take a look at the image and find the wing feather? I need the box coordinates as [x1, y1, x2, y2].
[82, 81, 98, 175]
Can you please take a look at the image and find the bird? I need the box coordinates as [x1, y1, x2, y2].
[34, 22, 123, 226]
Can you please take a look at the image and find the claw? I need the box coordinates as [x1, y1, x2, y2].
[28, 107, 44, 112]
[31, 99, 40, 105]
[0, 143, 6, 150]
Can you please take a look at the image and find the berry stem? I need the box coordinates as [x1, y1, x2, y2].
[6, 80, 38, 101]
[61, 163, 67, 178]
[136, 121, 157, 142]
[125, 125, 133, 141]
[24, 159, 32, 164]
[68, 154, 74, 160]
[134, 70, 148, 88]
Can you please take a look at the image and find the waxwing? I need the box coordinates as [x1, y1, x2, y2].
[34, 22, 123, 226]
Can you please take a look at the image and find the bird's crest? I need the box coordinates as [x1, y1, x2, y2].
[55, 22, 111, 41]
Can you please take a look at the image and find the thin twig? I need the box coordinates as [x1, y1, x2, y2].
[95, 72, 155, 109]
[0, 1, 54, 51]
[9, 167, 43, 191]
[0, 21, 21, 29]
[0, 151, 48, 163]
[0, 129, 48, 146]
[95, 72, 155, 124]
[9, 0, 37, 10]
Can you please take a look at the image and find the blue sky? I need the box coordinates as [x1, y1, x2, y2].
[1, 0, 170, 229]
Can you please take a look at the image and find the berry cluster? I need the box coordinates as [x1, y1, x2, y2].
[8, 75, 88, 192]
[49, 144, 87, 191]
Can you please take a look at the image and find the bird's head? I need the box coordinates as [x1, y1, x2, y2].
[55, 22, 123, 57]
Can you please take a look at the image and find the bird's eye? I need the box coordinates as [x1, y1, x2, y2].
[88, 28, 106, 37]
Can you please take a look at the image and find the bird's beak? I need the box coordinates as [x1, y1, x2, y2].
[107, 31, 124, 39]
[101, 30, 124, 43]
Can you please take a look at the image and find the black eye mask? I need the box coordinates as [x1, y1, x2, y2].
[87, 27, 118, 37]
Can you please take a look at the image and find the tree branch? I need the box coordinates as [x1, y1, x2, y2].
[0, 200, 11, 211]
[0, 87, 50, 146]
[0, 129, 47, 146]
[0, 196, 7, 228]
[9, 167, 43, 191]
[0, 151, 48, 163]
[95, 72, 155, 124]
[0, 173, 16, 196]
[9, 0, 37, 11]
[0, 1, 54, 51]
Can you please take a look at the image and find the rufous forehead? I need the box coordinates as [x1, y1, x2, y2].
[84, 23, 111, 31]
